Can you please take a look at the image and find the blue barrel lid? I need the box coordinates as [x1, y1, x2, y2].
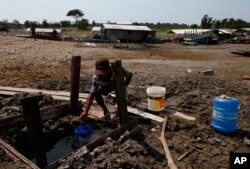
[213, 96, 239, 112]
[75, 124, 92, 136]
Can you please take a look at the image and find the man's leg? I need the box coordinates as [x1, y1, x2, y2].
[95, 93, 110, 119]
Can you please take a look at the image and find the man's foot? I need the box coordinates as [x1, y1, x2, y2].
[104, 112, 111, 121]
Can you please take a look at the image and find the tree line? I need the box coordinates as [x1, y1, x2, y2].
[0, 11, 249, 30]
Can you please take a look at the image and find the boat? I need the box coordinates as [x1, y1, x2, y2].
[231, 50, 250, 57]
[183, 30, 218, 45]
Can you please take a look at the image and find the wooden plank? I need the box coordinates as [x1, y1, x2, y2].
[0, 103, 69, 128]
[0, 90, 87, 102]
[127, 106, 164, 123]
[0, 139, 39, 169]
[86, 119, 138, 152]
[0, 86, 88, 98]
[164, 108, 196, 121]
[158, 116, 177, 169]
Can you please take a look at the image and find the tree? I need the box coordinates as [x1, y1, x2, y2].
[200, 14, 213, 29]
[12, 19, 20, 28]
[24, 20, 30, 27]
[78, 19, 89, 29]
[213, 19, 221, 29]
[92, 20, 96, 27]
[60, 20, 71, 27]
[42, 19, 49, 28]
[190, 24, 199, 29]
[67, 9, 84, 29]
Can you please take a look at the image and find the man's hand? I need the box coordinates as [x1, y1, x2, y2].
[79, 112, 88, 121]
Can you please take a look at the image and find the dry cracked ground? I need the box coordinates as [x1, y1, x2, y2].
[0, 35, 250, 169]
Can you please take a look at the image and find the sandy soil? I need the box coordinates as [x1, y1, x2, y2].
[0, 35, 250, 169]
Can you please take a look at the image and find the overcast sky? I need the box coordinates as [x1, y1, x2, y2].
[0, 0, 249, 25]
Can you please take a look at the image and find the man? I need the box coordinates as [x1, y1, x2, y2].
[52, 28, 57, 40]
[77, 58, 132, 122]
[30, 25, 36, 40]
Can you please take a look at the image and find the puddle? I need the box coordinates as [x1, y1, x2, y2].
[46, 135, 74, 164]
[124, 59, 217, 68]
[31, 128, 107, 165]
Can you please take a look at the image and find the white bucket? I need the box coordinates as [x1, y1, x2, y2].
[146, 86, 166, 112]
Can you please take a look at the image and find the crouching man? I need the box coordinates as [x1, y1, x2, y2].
[75, 58, 132, 122]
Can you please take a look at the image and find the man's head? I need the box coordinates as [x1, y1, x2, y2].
[95, 58, 111, 77]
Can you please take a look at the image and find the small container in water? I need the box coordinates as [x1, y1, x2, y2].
[212, 96, 239, 133]
[75, 124, 92, 147]
[146, 86, 166, 112]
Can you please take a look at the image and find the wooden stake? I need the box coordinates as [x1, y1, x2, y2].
[70, 56, 81, 115]
[111, 60, 128, 125]
[158, 116, 178, 169]
[21, 96, 47, 169]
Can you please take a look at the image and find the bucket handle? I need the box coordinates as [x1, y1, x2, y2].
[220, 95, 232, 99]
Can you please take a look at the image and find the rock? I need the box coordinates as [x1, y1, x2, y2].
[244, 137, 250, 147]
[196, 137, 202, 142]
[21, 126, 28, 133]
[151, 128, 156, 132]
[208, 137, 221, 145]
[221, 142, 227, 147]
[58, 164, 70, 169]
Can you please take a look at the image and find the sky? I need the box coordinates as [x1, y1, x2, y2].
[0, 0, 250, 25]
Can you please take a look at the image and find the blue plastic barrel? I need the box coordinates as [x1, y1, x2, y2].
[212, 96, 239, 133]
[75, 124, 92, 146]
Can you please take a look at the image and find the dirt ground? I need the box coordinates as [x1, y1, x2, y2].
[0, 35, 250, 168]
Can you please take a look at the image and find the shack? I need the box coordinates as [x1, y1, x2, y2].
[101, 24, 152, 42]
[91, 27, 102, 34]
[25, 28, 62, 40]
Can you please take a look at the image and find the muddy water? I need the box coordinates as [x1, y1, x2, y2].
[32, 128, 106, 165]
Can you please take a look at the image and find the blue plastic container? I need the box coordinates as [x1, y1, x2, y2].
[212, 96, 239, 133]
[75, 124, 92, 146]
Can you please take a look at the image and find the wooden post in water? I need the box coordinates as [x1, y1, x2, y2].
[111, 60, 128, 125]
[70, 56, 81, 115]
[21, 96, 47, 169]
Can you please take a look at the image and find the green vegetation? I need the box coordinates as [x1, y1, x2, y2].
[201, 14, 250, 29]
[0, 14, 249, 31]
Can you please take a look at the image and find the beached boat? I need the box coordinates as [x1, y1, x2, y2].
[183, 30, 218, 45]
[231, 50, 250, 57]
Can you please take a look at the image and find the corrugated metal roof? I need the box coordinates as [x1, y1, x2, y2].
[92, 27, 101, 32]
[218, 29, 235, 34]
[168, 29, 211, 34]
[25, 28, 62, 33]
[103, 24, 152, 31]
[235, 28, 250, 31]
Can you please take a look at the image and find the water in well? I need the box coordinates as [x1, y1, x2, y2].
[31, 128, 107, 165]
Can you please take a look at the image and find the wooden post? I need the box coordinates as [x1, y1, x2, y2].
[70, 56, 81, 115]
[111, 60, 128, 125]
[21, 96, 47, 169]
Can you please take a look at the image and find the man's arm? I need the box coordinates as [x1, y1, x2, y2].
[79, 92, 95, 120]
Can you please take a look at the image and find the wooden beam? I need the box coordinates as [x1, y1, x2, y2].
[164, 108, 196, 121]
[0, 89, 87, 102]
[0, 86, 88, 98]
[0, 139, 39, 169]
[111, 60, 128, 125]
[0, 103, 76, 128]
[158, 116, 177, 169]
[70, 56, 81, 115]
[21, 96, 48, 168]
[127, 106, 164, 122]
[86, 119, 137, 151]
